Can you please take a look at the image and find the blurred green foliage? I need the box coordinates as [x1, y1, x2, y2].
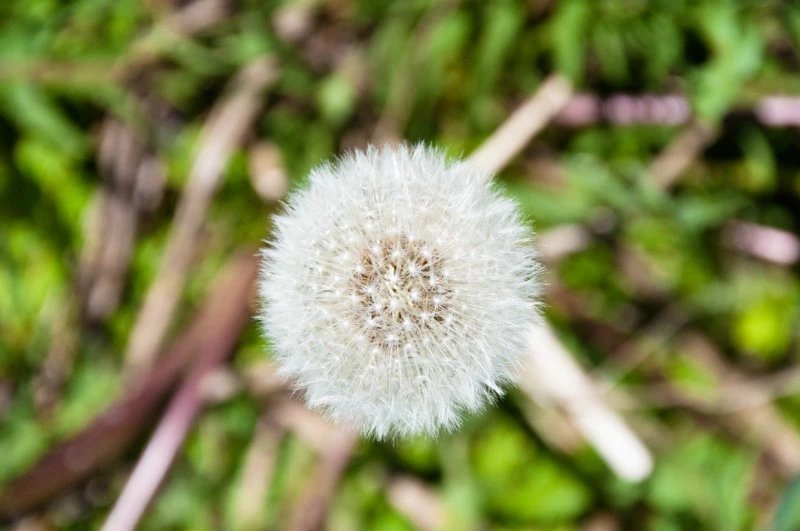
[1, 0, 800, 529]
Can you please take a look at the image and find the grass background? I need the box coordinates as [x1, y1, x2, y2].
[1, 0, 800, 529]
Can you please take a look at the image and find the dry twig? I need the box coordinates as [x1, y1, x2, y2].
[648, 119, 717, 190]
[520, 325, 654, 481]
[124, 57, 277, 370]
[722, 220, 800, 265]
[556, 93, 800, 128]
[81, 119, 165, 322]
[101, 251, 259, 531]
[0, 252, 258, 519]
[387, 475, 446, 531]
[287, 428, 359, 531]
[229, 412, 286, 530]
[466, 75, 653, 481]
[467, 75, 573, 175]
[649, 332, 800, 478]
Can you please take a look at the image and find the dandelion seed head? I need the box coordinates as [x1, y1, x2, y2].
[259, 144, 541, 438]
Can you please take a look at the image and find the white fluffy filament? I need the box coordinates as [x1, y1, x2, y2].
[259, 145, 541, 438]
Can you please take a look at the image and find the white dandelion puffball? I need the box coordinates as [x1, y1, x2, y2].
[259, 144, 541, 438]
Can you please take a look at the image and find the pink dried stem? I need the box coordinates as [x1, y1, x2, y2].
[101, 252, 258, 531]
[0, 252, 258, 519]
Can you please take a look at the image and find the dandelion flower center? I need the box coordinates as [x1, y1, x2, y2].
[349, 235, 451, 350]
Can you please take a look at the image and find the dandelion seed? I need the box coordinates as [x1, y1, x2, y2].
[259, 144, 541, 438]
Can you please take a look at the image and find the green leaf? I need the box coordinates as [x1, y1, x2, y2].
[732, 296, 796, 362]
[773, 475, 800, 531]
[649, 435, 755, 529]
[392, 434, 439, 473]
[674, 195, 744, 231]
[0, 83, 87, 156]
[318, 71, 357, 126]
[55, 359, 121, 436]
[739, 127, 776, 192]
[472, 0, 523, 94]
[550, 0, 591, 83]
[472, 417, 591, 523]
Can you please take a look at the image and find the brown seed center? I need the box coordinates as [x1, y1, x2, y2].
[348, 235, 452, 350]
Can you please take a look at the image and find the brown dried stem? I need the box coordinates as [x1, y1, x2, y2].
[101, 251, 258, 531]
[0, 251, 258, 519]
[648, 332, 800, 478]
[287, 428, 359, 531]
[124, 57, 277, 371]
